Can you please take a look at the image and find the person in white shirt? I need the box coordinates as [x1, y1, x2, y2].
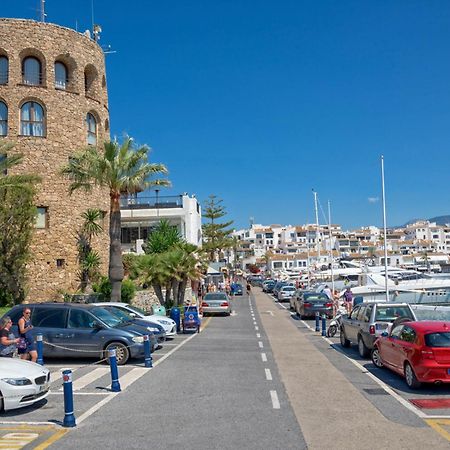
[322, 285, 333, 301]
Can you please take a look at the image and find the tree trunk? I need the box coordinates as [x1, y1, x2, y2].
[172, 278, 179, 307]
[178, 277, 188, 305]
[109, 193, 124, 301]
[165, 282, 172, 305]
[152, 282, 164, 304]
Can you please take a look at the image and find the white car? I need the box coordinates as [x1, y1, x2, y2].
[277, 286, 296, 302]
[0, 358, 50, 411]
[95, 302, 177, 337]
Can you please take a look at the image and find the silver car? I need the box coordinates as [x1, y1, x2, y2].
[277, 285, 296, 302]
[202, 293, 232, 316]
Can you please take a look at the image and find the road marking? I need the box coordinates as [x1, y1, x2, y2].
[426, 419, 450, 442]
[256, 333, 261, 338]
[70, 368, 110, 391]
[265, 311, 274, 316]
[270, 390, 280, 409]
[255, 326, 259, 331]
[119, 367, 148, 390]
[265, 368, 272, 380]
[261, 353, 267, 362]
[34, 429, 69, 450]
[0, 433, 39, 448]
[258, 341, 264, 348]
[277, 303, 288, 310]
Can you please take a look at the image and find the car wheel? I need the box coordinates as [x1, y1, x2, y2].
[340, 328, 350, 347]
[105, 342, 130, 365]
[327, 325, 337, 338]
[358, 336, 370, 358]
[371, 347, 384, 368]
[404, 362, 421, 389]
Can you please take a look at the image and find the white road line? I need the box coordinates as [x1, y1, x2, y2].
[256, 333, 261, 338]
[258, 341, 264, 348]
[261, 353, 267, 362]
[270, 390, 280, 409]
[119, 367, 148, 390]
[70, 368, 110, 391]
[278, 303, 288, 310]
[265, 368, 272, 380]
[255, 326, 259, 331]
[49, 391, 110, 396]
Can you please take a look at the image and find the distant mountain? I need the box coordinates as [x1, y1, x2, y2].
[428, 215, 450, 226]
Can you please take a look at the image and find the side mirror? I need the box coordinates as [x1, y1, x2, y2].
[381, 331, 388, 337]
[92, 321, 103, 330]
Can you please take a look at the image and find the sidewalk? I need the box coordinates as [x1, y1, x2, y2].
[253, 289, 449, 449]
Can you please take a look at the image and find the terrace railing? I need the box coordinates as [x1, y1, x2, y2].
[120, 195, 183, 210]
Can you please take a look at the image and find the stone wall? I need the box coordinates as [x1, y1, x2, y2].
[131, 287, 195, 314]
[0, 19, 110, 301]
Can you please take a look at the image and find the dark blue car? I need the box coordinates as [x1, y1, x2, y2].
[231, 283, 243, 295]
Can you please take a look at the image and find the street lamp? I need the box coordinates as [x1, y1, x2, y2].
[155, 189, 160, 219]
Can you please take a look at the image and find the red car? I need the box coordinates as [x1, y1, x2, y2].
[371, 321, 450, 389]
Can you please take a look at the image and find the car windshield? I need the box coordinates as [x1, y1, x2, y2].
[204, 294, 227, 300]
[107, 307, 134, 323]
[283, 287, 295, 291]
[411, 306, 450, 321]
[425, 332, 450, 348]
[127, 305, 147, 317]
[375, 306, 414, 322]
[90, 307, 125, 327]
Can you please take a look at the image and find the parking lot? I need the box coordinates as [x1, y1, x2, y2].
[269, 292, 450, 442]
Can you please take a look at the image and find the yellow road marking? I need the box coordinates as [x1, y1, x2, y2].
[0, 426, 69, 450]
[34, 429, 69, 450]
[426, 419, 450, 442]
[201, 316, 212, 331]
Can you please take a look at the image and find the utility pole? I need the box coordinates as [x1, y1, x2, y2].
[313, 190, 321, 264]
[381, 155, 389, 301]
[40, 0, 46, 22]
[328, 200, 335, 297]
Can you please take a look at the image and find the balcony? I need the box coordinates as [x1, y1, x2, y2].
[120, 195, 183, 210]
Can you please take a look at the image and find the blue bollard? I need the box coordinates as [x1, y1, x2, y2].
[143, 334, 153, 368]
[36, 334, 44, 365]
[315, 313, 320, 332]
[170, 307, 181, 332]
[62, 370, 76, 427]
[108, 348, 121, 392]
[322, 314, 327, 337]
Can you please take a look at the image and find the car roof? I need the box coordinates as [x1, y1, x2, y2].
[15, 303, 97, 309]
[360, 302, 410, 307]
[405, 321, 450, 333]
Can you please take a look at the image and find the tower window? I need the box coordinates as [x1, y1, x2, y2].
[86, 113, 97, 145]
[21, 101, 45, 137]
[22, 57, 42, 86]
[0, 101, 7, 136]
[0, 56, 8, 85]
[36, 207, 48, 229]
[55, 61, 68, 90]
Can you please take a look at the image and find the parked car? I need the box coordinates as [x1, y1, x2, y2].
[93, 304, 166, 344]
[293, 292, 333, 319]
[273, 281, 290, 298]
[0, 359, 50, 411]
[371, 321, 450, 389]
[262, 280, 275, 293]
[231, 283, 243, 296]
[4, 303, 158, 365]
[277, 285, 296, 302]
[96, 302, 177, 337]
[202, 293, 232, 316]
[410, 305, 450, 322]
[340, 302, 416, 358]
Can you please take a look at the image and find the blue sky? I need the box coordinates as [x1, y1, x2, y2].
[4, 1, 450, 230]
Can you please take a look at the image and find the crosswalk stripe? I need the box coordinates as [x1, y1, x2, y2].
[119, 367, 148, 390]
[71, 368, 110, 391]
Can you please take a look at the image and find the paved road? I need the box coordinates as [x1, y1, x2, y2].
[53, 293, 307, 449]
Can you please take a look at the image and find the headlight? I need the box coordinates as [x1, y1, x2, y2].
[158, 320, 171, 325]
[2, 378, 32, 386]
[132, 336, 144, 343]
[147, 327, 159, 333]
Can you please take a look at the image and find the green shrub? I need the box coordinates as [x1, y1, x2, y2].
[93, 276, 135, 303]
[121, 279, 136, 304]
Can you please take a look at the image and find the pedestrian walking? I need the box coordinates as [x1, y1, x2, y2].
[0, 316, 20, 358]
[18, 308, 37, 362]
[343, 287, 354, 314]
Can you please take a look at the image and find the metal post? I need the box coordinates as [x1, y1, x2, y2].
[321, 314, 327, 337]
[315, 312, 320, 332]
[381, 155, 390, 302]
[62, 370, 76, 427]
[143, 334, 153, 368]
[108, 348, 121, 392]
[36, 334, 44, 365]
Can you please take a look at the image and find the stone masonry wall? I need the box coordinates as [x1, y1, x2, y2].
[0, 19, 110, 301]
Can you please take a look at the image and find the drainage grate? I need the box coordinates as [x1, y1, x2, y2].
[363, 388, 389, 396]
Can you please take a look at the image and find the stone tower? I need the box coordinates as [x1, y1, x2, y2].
[0, 19, 110, 301]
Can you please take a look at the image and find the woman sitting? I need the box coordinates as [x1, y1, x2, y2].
[0, 316, 20, 358]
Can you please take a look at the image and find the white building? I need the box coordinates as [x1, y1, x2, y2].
[120, 194, 202, 253]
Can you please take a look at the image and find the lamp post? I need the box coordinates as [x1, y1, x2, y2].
[155, 189, 160, 219]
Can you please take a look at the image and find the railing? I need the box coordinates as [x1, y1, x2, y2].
[120, 195, 183, 210]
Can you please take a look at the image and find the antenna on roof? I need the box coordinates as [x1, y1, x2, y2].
[40, 0, 47, 22]
[249, 217, 254, 227]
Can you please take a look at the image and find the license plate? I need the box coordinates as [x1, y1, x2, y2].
[39, 383, 48, 393]
[376, 323, 388, 330]
[314, 304, 324, 307]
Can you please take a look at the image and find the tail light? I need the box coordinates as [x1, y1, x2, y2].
[201, 302, 208, 307]
[303, 303, 312, 308]
[421, 349, 435, 360]
[369, 325, 376, 335]
[325, 303, 333, 308]
[220, 302, 229, 307]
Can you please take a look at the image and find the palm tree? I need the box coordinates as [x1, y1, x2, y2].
[61, 137, 170, 301]
[0, 141, 40, 190]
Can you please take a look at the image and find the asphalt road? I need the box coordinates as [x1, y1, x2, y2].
[53, 294, 307, 450]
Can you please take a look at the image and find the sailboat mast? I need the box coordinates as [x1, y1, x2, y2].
[381, 155, 390, 301]
[328, 200, 335, 296]
[313, 190, 321, 264]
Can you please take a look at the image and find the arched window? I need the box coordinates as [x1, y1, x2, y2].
[86, 113, 97, 145]
[0, 101, 7, 136]
[21, 101, 45, 137]
[0, 57, 8, 85]
[22, 57, 42, 85]
[55, 62, 68, 90]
